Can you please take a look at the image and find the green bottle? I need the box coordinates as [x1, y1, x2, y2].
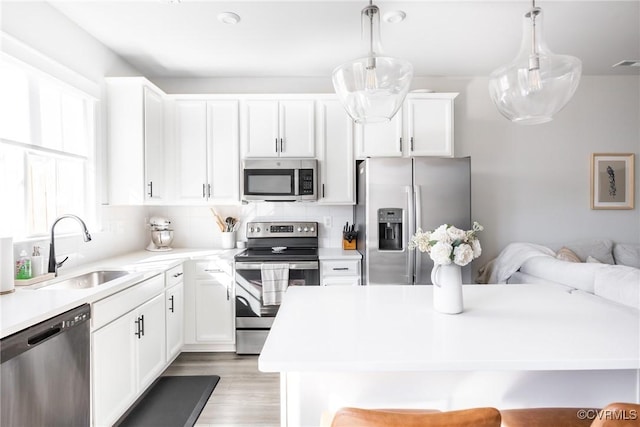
[16, 250, 32, 280]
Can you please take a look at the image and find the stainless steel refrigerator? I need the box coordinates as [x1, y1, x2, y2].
[355, 157, 471, 285]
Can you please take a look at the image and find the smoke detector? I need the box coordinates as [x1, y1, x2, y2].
[218, 12, 241, 25]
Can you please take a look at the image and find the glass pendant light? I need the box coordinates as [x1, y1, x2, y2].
[332, 1, 413, 124]
[488, 0, 582, 124]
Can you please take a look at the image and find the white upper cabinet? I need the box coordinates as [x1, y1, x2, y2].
[143, 87, 165, 199]
[355, 111, 404, 158]
[173, 99, 239, 204]
[317, 98, 355, 204]
[241, 98, 315, 158]
[405, 93, 457, 157]
[106, 77, 166, 205]
[355, 93, 457, 159]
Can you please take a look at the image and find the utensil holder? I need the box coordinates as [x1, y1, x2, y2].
[221, 231, 236, 249]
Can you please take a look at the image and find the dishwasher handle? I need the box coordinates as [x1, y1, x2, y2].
[27, 325, 63, 346]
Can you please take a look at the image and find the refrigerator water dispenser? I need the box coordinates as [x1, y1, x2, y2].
[378, 208, 403, 251]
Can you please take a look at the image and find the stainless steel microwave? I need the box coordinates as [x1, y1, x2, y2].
[241, 159, 317, 202]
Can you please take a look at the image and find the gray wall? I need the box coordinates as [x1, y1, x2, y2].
[438, 76, 640, 269]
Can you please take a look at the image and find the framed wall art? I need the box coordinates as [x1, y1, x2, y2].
[590, 153, 635, 210]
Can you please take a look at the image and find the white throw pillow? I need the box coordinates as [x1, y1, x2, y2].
[519, 257, 608, 293]
[564, 239, 615, 265]
[594, 265, 640, 309]
[613, 243, 640, 268]
[586, 256, 602, 263]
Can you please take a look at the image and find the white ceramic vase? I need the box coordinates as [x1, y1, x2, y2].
[431, 263, 463, 314]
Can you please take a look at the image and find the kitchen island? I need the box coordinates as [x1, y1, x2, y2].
[258, 284, 640, 427]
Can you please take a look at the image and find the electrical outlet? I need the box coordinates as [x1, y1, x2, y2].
[323, 216, 332, 228]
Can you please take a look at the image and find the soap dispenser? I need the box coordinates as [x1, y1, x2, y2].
[31, 246, 44, 277]
[16, 250, 32, 280]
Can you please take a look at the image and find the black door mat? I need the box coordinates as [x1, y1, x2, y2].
[115, 375, 220, 427]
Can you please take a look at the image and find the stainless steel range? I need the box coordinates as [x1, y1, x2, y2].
[234, 221, 319, 354]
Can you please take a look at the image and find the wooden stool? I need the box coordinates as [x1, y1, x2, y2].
[330, 407, 501, 427]
[501, 408, 599, 427]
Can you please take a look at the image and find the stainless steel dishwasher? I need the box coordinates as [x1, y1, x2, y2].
[1, 303, 91, 426]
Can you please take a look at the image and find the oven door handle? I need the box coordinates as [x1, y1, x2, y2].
[235, 261, 319, 270]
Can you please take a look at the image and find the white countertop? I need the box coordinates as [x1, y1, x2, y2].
[0, 248, 239, 339]
[318, 248, 362, 260]
[259, 284, 640, 373]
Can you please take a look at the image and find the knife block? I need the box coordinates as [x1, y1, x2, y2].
[342, 238, 356, 250]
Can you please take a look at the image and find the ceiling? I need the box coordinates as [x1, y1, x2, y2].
[47, 0, 640, 78]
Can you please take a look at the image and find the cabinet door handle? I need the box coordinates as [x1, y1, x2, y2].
[322, 184, 325, 198]
[140, 314, 145, 337]
[280, 138, 284, 153]
[169, 295, 175, 313]
[204, 268, 223, 273]
[208, 183, 212, 198]
[134, 317, 142, 339]
[399, 137, 402, 152]
[332, 267, 350, 271]
[226, 283, 230, 301]
[202, 183, 206, 199]
[147, 181, 153, 197]
[172, 272, 183, 278]
[410, 136, 414, 151]
[275, 138, 278, 153]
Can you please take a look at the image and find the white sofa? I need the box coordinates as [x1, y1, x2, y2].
[479, 239, 640, 310]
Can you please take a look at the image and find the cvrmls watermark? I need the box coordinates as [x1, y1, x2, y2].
[577, 408, 638, 421]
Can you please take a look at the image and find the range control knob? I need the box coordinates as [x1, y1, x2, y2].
[249, 227, 254, 233]
[297, 227, 302, 232]
[303, 227, 308, 232]
[310, 227, 315, 232]
[256, 227, 261, 233]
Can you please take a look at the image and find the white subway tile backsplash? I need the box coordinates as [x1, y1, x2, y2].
[9, 203, 354, 277]
[149, 203, 353, 249]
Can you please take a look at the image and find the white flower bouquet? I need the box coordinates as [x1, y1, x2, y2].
[409, 221, 484, 267]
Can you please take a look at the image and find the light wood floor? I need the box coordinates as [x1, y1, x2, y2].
[162, 352, 280, 427]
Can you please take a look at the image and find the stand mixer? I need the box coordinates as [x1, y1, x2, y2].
[146, 217, 174, 251]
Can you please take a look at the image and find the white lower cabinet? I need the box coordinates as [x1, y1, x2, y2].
[166, 281, 184, 362]
[135, 294, 167, 390]
[92, 308, 137, 427]
[92, 287, 166, 427]
[321, 259, 361, 286]
[91, 274, 167, 426]
[184, 259, 235, 351]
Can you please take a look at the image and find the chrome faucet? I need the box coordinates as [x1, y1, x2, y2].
[48, 214, 92, 276]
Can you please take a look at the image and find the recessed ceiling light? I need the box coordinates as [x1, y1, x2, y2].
[383, 10, 406, 24]
[613, 60, 640, 67]
[218, 12, 241, 25]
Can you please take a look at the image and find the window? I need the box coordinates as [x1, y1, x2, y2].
[0, 54, 97, 238]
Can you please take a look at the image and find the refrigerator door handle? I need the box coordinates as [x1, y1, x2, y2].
[406, 185, 415, 284]
[414, 184, 422, 284]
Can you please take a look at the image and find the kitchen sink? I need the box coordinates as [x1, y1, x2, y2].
[41, 270, 131, 290]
